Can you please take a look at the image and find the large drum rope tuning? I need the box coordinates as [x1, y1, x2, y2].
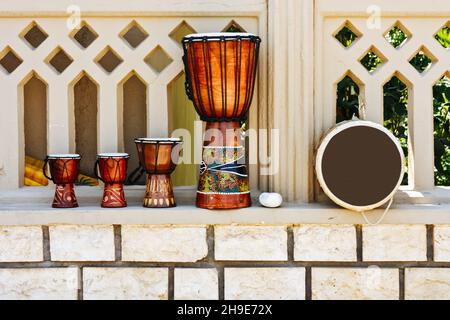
[315, 120, 405, 212]
[43, 154, 81, 208]
[182, 32, 261, 210]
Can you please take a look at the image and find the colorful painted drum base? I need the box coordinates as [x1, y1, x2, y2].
[101, 183, 127, 208]
[196, 193, 251, 210]
[52, 183, 78, 208]
[143, 174, 176, 208]
[197, 145, 251, 210]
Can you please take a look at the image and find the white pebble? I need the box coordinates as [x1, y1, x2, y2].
[259, 192, 283, 208]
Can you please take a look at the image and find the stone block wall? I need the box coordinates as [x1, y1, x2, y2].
[0, 224, 449, 300]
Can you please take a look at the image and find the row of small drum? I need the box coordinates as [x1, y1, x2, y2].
[43, 138, 183, 209]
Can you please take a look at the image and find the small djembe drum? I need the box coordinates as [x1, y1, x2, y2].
[43, 154, 81, 208]
[135, 138, 182, 208]
[182, 32, 261, 209]
[94, 153, 129, 208]
[316, 120, 405, 212]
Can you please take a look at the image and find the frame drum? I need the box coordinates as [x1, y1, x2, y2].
[315, 120, 405, 212]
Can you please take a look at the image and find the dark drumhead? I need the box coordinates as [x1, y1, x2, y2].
[320, 125, 403, 207]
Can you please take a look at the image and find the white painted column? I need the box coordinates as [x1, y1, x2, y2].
[364, 78, 384, 125]
[98, 78, 119, 153]
[0, 80, 21, 189]
[148, 83, 169, 137]
[47, 78, 71, 154]
[268, 0, 314, 202]
[411, 80, 434, 190]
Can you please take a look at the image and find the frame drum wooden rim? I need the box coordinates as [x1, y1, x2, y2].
[315, 120, 405, 212]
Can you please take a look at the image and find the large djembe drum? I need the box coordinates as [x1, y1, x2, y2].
[135, 138, 182, 208]
[94, 153, 129, 208]
[43, 154, 81, 208]
[316, 120, 405, 212]
[182, 32, 261, 209]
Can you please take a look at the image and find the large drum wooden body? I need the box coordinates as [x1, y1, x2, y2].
[182, 33, 261, 210]
[315, 120, 405, 212]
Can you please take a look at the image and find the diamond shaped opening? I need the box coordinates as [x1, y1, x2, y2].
[334, 21, 362, 48]
[169, 21, 196, 46]
[384, 21, 410, 48]
[21, 22, 48, 49]
[435, 22, 450, 49]
[46, 47, 73, 74]
[0, 46, 23, 73]
[223, 20, 246, 32]
[359, 46, 386, 73]
[144, 45, 173, 73]
[409, 46, 436, 74]
[71, 21, 98, 49]
[95, 46, 123, 73]
[120, 21, 148, 48]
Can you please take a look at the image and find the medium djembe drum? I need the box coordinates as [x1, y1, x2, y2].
[135, 138, 182, 208]
[182, 32, 261, 209]
[43, 154, 81, 208]
[94, 153, 129, 208]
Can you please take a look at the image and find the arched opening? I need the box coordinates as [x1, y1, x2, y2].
[73, 73, 98, 181]
[120, 72, 147, 185]
[383, 73, 410, 185]
[434, 72, 450, 186]
[168, 72, 198, 187]
[336, 72, 362, 123]
[23, 72, 48, 186]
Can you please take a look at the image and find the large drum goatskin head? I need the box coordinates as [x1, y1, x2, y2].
[317, 122, 404, 211]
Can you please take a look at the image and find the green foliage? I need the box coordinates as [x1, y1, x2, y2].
[226, 24, 243, 33]
[336, 24, 450, 185]
[360, 51, 382, 72]
[383, 77, 409, 185]
[385, 26, 407, 48]
[434, 76, 450, 185]
[335, 26, 358, 47]
[435, 26, 450, 48]
[409, 51, 432, 73]
[336, 76, 359, 123]
[433, 25, 450, 185]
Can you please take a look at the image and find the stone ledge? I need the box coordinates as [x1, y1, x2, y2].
[2, 187, 450, 226]
[1, 203, 450, 226]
